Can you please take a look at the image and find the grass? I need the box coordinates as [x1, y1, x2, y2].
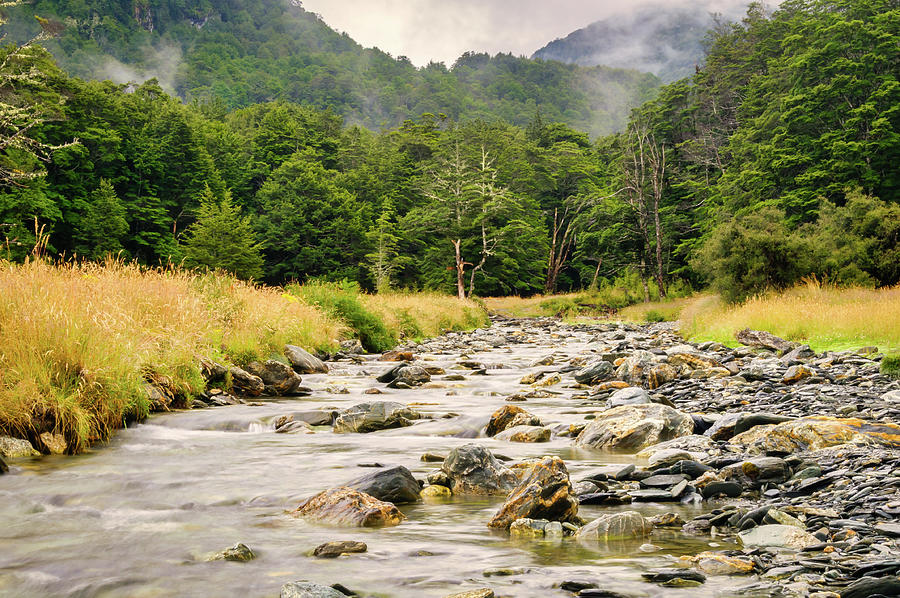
[881, 354, 900, 379]
[680, 282, 900, 353]
[619, 296, 697, 323]
[0, 260, 486, 453]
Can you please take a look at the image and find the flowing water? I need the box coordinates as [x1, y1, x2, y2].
[0, 321, 753, 598]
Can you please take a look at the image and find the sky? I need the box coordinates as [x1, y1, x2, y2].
[299, 0, 758, 67]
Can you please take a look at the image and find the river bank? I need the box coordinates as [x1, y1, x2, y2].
[0, 260, 487, 455]
[2, 317, 898, 597]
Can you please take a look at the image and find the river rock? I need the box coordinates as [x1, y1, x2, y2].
[246, 360, 306, 395]
[606, 387, 651, 408]
[494, 425, 550, 443]
[381, 350, 413, 362]
[0, 436, 39, 458]
[668, 353, 723, 370]
[733, 413, 794, 435]
[440, 444, 517, 495]
[284, 345, 328, 373]
[782, 364, 814, 384]
[637, 435, 718, 461]
[0, 455, 7, 474]
[574, 360, 615, 384]
[735, 329, 794, 352]
[485, 405, 540, 436]
[346, 466, 421, 504]
[721, 457, 791, 489]
[576, 511, 653, 541]
[730, 416, 900, 454]
[488, 456, 578, 529]
[39, 432, 67, 455]
[388, 365, 431, 388]
[615, 350, 656, 386]
[280, 582, 346, 598]
[648, 364, 679, 389]
[332, 402, 418, 433]
[294, 487, 405, 527]
[737, 524, 818, 549]
[704, 413, 742, 441]
[206, 543, 256, 562]
[681, 552, 754, 575]
[229, 366, 265, 396]
[575, 404, 694, 452]
[840, 577, 900, 598]
[313, 540, 367, 558]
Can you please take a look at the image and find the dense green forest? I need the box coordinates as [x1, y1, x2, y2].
[3, 0, 660, 137]
[1, 0, 897, 302]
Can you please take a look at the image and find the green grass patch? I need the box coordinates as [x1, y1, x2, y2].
[882, 354, 900, 379]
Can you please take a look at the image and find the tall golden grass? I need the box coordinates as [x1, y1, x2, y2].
[680, 281, 900, 352]
[0, 260, 487, 453]
[0, 259, 342, 451]
[364, 291, 489, 339]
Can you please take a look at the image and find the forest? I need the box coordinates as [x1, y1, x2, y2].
[0, 0, 897, 303]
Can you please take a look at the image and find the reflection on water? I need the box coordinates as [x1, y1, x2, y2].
[0, 326, 748, 597]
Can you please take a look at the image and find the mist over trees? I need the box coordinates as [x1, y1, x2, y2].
[0, 0, 896, 302]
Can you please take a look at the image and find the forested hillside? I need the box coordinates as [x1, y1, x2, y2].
[4, 0, 660, 136]
[0, 0, 897, 302]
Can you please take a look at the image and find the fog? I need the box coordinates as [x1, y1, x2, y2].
[299, 0, 773, 67]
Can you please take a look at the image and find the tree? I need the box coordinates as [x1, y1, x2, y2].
[365, 196, 404, 292]
[181, 187, 264, 280]
[74, 179, 128, 259]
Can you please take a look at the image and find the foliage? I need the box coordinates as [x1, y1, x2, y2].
[180, 187, 264, 280]
[293, 280, 397, 353]
[881, 354, 900, 379]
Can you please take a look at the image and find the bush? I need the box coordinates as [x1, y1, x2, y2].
[294, 280, 397, 353]
[882, 354, 900, 379]
[644, 310, 666, 323]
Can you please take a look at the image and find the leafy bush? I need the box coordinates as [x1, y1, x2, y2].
[644, 310, 667, 323]
[882, 354, 900, 379]
[294, 280, 397, 353]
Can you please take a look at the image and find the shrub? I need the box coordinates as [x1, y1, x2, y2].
[644, 310, 666, 323]
[294, 280, 397, 353]
[882, 354, 900, 379]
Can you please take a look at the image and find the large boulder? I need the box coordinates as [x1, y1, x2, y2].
[575, 404, 695, 452]
[294, 487, 405, 527]
[488, 456, 578, 529]
[485, 405, 541, 437]
[346, 466, 421, 504]
[246, 360, 306, 396]
[647, 364, 678, 389]
[730, 416, 900, 454]
[280, 582, 346, 598]
[606, 387, 651, 408]
[735, 329, 794, 352]
[439, 444, 517, 495]
[284, 345, 328, 374]
[576, 511, 653, 542]
[229, 366, 265, 396]
[332, 402, 419, 434]
[574, 360, 615, 385]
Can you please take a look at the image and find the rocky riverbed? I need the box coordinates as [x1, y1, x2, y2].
[1, 317, 899, 598]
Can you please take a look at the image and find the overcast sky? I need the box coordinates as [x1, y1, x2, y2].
[299, 0, 758, 67]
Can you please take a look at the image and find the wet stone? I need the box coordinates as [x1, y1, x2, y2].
[313, 541, 367, 558]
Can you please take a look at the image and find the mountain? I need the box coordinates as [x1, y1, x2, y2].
[5, 0, 660, 136]
[533, 1, 749, 82]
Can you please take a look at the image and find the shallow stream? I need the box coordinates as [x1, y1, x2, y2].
[0, 321, 755, 598]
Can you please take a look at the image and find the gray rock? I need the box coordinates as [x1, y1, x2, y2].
[735, 329, 794, 352]
[576, 404, 694, 452]
[332, 402, 418, 434]
[228, 366, 265, 396]
[280, 582, 346, 598]
[574, 360, 615, 385]
[440, 444, 517, 495]
[285, 345, 328, 374]
[606, 387, 651, 408]
[346, 466, 421, 504]
[733, 413, 794, 435]
[577, 511, 653, 541]
[737, 524, 819, 549]
[704, 413, 742, 440]
[246, 360, 305, 396]
[493, 425, 550, 443]
[387, 365, 430, 388]
[313, 540, 367, 558]
[722, 457, 791, 489]
[206, 543, 256, 562]
[0, 436, 39, 458]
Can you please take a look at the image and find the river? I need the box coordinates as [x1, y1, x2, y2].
[1, 319, 773, 598]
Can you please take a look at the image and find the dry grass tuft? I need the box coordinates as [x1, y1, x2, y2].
[680, 282, 900, 352]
